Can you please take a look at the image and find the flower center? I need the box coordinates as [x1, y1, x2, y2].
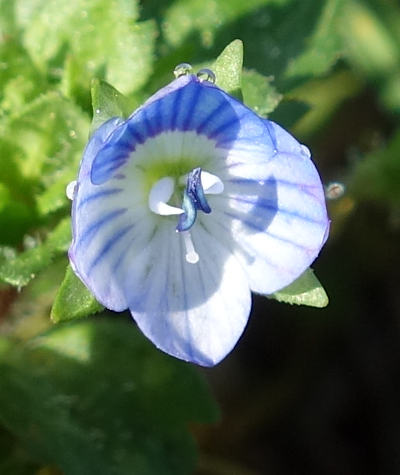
[148, 168, 224, 264]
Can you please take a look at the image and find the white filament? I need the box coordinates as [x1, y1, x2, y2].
[148, 177, 183, 216]
[182, 231, 199, 264]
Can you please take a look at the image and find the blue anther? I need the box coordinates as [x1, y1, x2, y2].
[176, 168, 211, 232]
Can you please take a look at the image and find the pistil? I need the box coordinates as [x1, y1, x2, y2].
[148, 168, 224, 264]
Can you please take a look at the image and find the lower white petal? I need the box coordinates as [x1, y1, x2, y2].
[123, 222, 251, 366]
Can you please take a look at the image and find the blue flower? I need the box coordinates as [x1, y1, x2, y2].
[69, 66, 329, 367]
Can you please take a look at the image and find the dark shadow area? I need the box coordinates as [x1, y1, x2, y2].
[199, 201, 400, 474]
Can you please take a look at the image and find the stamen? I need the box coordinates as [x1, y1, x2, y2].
[177, 189, 197, 232]
[149, 177, 183, 216]
[176, 168, 224, 232]
[186, 168, 211, 213]
[182, 231, 199, 264]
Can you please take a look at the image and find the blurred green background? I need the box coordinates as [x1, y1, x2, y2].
[1, 0, 400, 473]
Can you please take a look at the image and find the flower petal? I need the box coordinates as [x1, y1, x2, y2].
[69, 119, 157, 311]
[121, 221, 251, 367]
[207, 121, 329, 295]
[90, 75, 276, 185]
[69, 72, 329, 367]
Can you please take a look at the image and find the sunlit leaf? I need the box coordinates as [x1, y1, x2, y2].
[16, 0, 156, 96]
[212, 39, 243, 100]
[0, 92, 89, 216]
[0, 218, 71, 288]
[268, 268, 329, 308]
[51, 266, 103, 323]
[90, 79, 133, 133]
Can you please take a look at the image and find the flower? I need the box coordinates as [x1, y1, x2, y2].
[69, 65, 329, 367]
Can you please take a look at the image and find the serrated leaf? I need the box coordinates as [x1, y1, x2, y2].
[51, 266, 103, 323]
[0, 218, 71, 287]
[16, 0, 156, 96]
[1, 92, 89, 216]
[3, 92, 88, 183]
[90, 79, 133, 133]
[0, 318, 218, 474]
[0, 38, 47, 116]
[269, 268, 329, 308]
[212, 39, 243, 100]
[242, 69, 282, 116]
[36, 174, 77, 216]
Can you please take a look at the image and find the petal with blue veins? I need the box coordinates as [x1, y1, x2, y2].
[122, 221, 251, 366]
[207, 121, 329, 295]
[69, 71, 329, 366]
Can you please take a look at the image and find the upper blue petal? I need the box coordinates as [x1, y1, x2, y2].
[90, 75, 277, 185]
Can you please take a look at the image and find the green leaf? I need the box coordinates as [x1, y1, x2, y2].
[164, 0, 345, 91]
[0, 217, 71, 288]
[0, 92, 89, 216]
[90, 79, 134, 133]
[51, 266, 104, 323]
[0, 39, 47, 116]
[0, 140, 37, 244]
[0, 0, 17, 37]
[212, 39, 243, 100]
[242, 69, 282, 116]
[16, 0, 156, 96]
[0, 318, 218, 474]
[268, 268, 329, 308]
[163, 0, 267, 48]
[284, 0, 346, 79]
[3, 92, 88, 183]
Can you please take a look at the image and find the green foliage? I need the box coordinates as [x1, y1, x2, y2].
[51, 266, 104, 323]
[0, 92, 89, 220]
[242, 69, 282, 117]
[15, 0, 156, 97]
[0, 218, 71, 287]
[212, 39, 244, 100]
[268, 269, 329, 308]
[0, 319, 218, 474]
[2, 0, 400, 470]
[90, 79, 134, 133]
[163, 0, 267, 48]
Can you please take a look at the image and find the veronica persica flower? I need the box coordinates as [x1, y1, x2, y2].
[69, 65, 329, 366]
